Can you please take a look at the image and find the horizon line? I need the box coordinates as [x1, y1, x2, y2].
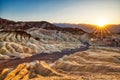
[1, 17, 120, 25]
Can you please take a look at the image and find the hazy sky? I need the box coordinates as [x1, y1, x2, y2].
[0, 0, 120, 24]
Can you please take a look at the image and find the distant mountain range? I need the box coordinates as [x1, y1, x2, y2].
[0, 18, 85, 35]
[0, 18, 119, 34]
[54, 23, 120, 33]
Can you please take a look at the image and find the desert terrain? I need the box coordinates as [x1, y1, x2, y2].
[0, 18, 120, 80]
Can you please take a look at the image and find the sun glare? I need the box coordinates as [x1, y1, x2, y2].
[95, 19, 108, 28]
[97, 22, 106, 27]
[93, 19, 111, 39]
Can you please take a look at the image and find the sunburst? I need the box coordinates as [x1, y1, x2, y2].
[93, 25, 112, 39]
[96, 21, 107, 27]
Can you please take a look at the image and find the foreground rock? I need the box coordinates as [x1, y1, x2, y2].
[0, 48, 120, 80]
[0, 61, 82, 80]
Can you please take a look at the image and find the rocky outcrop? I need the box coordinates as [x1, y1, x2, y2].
[0, 61, 65, 80]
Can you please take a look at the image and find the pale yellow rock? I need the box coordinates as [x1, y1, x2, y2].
[11, 68, 28, 80]
[21, 73, 29, 80]
[0, 68, 10, 80]
[0, 47, 7, 54]
[4, 63, 26, 80]
[35, 61, 64, 77]
[0, 68, 9, 75]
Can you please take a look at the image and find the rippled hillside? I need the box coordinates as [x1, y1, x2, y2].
[0, 18, 87, 60]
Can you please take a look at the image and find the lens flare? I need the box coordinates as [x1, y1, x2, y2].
[95, 20, 108, 27]
[93, 21, 111, 39]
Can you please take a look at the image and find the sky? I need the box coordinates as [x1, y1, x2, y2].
[0, 0, 120, 24]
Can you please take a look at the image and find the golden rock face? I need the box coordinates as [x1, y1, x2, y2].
[0, 61, 66, 80]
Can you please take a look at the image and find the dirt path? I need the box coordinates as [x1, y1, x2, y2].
[0, 46, 88, 72]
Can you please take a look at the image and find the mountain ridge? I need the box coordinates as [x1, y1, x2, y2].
[0, 18, 86, 35]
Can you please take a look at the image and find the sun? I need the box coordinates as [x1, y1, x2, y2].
[93, 19, 111, 39]
[97, 22, 106, 27]
[95, 19, 108, 28]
